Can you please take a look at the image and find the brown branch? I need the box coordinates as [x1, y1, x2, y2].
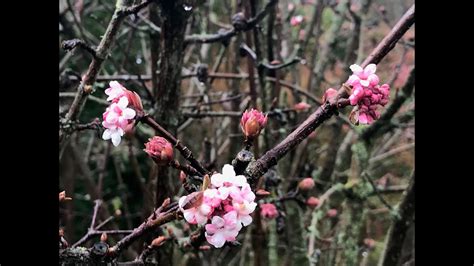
[139, 115, 210, 176]
[169, 159, 200, 177]
[246, 5, 415, 180]
[62, 38, 98, 59]
[184, 0, 278, 45]
[108, 202, 180, 258]
[60, 0, 156, 146]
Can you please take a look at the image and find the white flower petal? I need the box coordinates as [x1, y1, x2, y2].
[233, 175, 247, 187]
[364, 64, 377, 75]
[349, 64, 363, 74]
[102, 129, 112, 140]
[111, 133, 122, 146]
[212, 216, 225, 227]
[360, 79, 370, 87]
[208, 232, 226, 248]
[122, 108, 136, 120]
[240, 214, 253, 226]
[222, 164, 236, 178]
[183, 209, 195, 223]
[117, 96, 129, 109]
[211, 173, 225, 187]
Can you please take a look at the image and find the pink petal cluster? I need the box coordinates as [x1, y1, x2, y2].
[144, 136, 174, 166]
[178, 164, 257, 248]
[102, 81, 142, 146]
[346, 64, 390, 125]
[260, 203, 278, 219]
[290, 15, 304, 26]
[240, 109, 268, 139]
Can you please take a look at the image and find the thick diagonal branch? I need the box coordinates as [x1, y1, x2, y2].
[246, 4, 415, 180]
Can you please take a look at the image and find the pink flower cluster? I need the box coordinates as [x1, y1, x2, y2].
[102, 81, 142, 146]
[346, 64, 390, 125]
[178, 164, 257, 248]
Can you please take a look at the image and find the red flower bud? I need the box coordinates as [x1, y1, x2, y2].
[326, 209, 338, 217]
[298, 178, 315, 191]
[322, 88, 338, 104]
[260, 203, 278, 219]
[240, 109, 268, 139]
[100, 232, 108, 243]
[306, 197, 320, 209]
[363, 238, 376, 249]
[294, 101, 311, 112]
[179, 171, 187, 183]
[151, 236, 167, 247]
[59, 191, 72, 202]
[144, 137, 174, 166]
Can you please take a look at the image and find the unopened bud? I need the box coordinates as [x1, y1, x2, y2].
[151, 236, 167, 247]
[306, 197, 320, 209]
[256, 189, 271, 196]
[298, 178, 315, 191]
[240, 109, 268, 139]
[59, 191, 72, 202]
[326, 209, 338, 217]
[100, 232, 108, 243]
[144, 136, 174, 166]
[363, 238, 376, 249]
[179, 171, 187, 183]
[294, 101, 311, 112]
[322, 88, 338, 104]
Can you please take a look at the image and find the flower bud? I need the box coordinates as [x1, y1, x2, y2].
[294, 101, 311, 111]
[326, 208, 338, 217]
[151, 236, 167, 247]
[260, 203, 278, 219]
[256, 189, 271, 196]
[144, 136, 174, 166]
[298, 177, 315, 191]
[100, 232, 108, 243]
[306, 197, 320, 209]
[363, 238, 376, 249]
[240, 109, 268, 139]
[59, 191, 72, 202]
[179, 171, 187, 183]
[322, 88, 338, 104]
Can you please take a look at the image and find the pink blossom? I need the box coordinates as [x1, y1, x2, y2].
[105, 81, 126, 102]
[290, 15, 304, 26]
[294, 101, 311, 111]
[178, 194, 212, 225]
[260, 203, 278, 219]
[105, 81, 143, 111]
[205, 211, 242, 248]
[102, 96, 136, 146]
[240, 109, 268, 139]
[180, 164, 257, 248]
[345, 64, 390, 125]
